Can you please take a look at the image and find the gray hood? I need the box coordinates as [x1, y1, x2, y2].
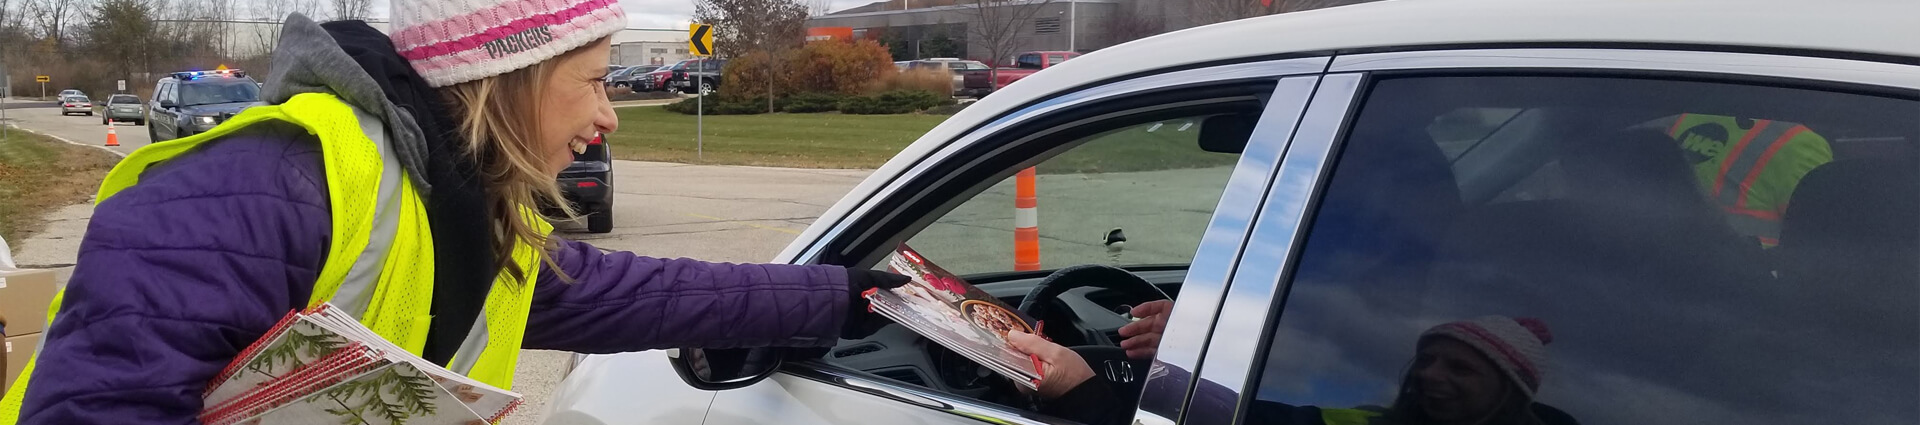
[262, 13, 431, 193]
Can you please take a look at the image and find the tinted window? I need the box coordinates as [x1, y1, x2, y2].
[178, 80, 259, 106]
[1248, 75, 1919, 425]
[1017, 54, 1043, 69]
[110, 95, 139, 104]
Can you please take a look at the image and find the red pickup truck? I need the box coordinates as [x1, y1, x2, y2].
[961, 51, 1079, 97]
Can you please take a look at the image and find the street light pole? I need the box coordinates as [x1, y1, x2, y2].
[1068, 0, 1076, 52]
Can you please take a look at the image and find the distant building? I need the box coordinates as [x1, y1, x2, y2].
[609, 29, 694, 66]
[807, 0, 1126, 64]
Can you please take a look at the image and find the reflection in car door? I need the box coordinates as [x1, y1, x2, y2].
[702, 68, 1326, 425]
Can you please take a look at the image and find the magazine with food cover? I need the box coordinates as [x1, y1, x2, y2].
[867, 243, 1043, 388]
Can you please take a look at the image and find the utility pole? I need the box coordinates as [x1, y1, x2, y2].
[1068, 0, 1076, 52]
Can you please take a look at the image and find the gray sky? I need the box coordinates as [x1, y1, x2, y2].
[340, 0, 875, 29]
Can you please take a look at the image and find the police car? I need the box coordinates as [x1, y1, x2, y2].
[149, 69, 262, 142]
[545, 1, 1920, 424]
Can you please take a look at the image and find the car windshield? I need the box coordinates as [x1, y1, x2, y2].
[110, 95, 139, 104]
[179, 80, 259, 106]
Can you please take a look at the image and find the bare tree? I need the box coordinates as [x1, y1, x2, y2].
[328, 0, 369, 21]
[961, 0, 1053, 82]
[694, 0, 807, 112]
[27, 0, 88, 50]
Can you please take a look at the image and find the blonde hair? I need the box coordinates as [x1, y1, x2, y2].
[440, 38, 606, 283]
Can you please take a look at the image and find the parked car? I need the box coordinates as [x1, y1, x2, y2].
[552, 134, 614, 233]
[102, 94, 145, 125]
[58, 95, 93, 116]
[149, 69, 262, 142]
[544, 1, 1920, 425]
[612, 65, 661, 90]
[671, 58, 727, 95]
[57, 89, 84, 98]
[636, 60, 695, 92]
[907, 58, 991, 96]
[960, 51, 1077, 97]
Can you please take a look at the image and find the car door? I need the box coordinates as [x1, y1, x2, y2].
[152, 81, 178, 138]
[699, 57, 1333, 425]
[1167, 49, 1920, 425]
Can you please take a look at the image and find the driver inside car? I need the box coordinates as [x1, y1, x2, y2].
[1012, 315, 1576, 425]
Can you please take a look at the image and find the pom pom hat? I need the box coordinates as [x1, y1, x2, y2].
[1420, 316, 1554, 397]
[390, 0, 629, 87]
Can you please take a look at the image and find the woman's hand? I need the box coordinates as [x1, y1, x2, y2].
[1008, 330, 1096, 400]
[1118, 300, 1172, 360]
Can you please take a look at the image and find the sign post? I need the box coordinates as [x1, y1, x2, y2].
[35, 75, 48, 99]
[689, 23, 715, 160]
[117, 80, 127, 92]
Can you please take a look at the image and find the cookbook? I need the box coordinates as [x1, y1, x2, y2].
[866, 244, 1044, 388]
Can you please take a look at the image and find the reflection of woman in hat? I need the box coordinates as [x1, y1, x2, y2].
[1014, 315, 1575, 425]
[1360, 315, 1565, 425]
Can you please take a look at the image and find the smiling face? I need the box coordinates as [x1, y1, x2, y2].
[535, 38, 621, 175]
[1410, 337, 1512, 424]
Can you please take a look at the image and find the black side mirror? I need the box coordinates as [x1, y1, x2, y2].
[668, 347, 783, 391]
[159, 99, 176, 109]
[1199, 114, 1258, 154]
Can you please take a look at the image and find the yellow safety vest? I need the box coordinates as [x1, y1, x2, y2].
[0, 93, 549, 423]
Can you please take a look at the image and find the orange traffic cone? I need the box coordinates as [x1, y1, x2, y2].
[105, 123, 119, 147]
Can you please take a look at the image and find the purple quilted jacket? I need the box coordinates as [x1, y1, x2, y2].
[12, 130, 849, 423]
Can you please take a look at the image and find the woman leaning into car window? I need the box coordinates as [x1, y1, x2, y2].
[0, 1, 908, 423]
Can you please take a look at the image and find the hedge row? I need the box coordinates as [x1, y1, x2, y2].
[663, 90, 956, 116]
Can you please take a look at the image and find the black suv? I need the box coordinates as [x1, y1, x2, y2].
[150, 69, 262, 142]
[555, 134, 614, 233]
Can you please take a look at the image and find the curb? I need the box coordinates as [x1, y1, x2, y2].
[4, 124, 127, 158]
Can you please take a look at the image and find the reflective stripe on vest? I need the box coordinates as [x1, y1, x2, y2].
[1665, 113, 1834, 246]
[0, 93, 548, 423]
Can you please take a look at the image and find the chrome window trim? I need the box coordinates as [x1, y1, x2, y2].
[1181, 73, 1365, 425]
[1329, 48, 1920, 90]
[780, 361, 1060, 425]
[1135, 76, 1324, 425]
[793, 57, 1333, 265]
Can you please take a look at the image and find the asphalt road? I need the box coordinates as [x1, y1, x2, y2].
[0, 105, 152, 155]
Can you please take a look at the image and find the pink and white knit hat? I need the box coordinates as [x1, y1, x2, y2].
[391, 0, 628, 87]
[1420, 316, 1554, 397]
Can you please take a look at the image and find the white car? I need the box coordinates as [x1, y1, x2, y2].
[546, 1, 1920, 425]
[59, 95, 93, 116]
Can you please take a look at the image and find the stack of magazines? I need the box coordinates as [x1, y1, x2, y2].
[198, 304, 521, 425]
[866, 244, 1045, 389]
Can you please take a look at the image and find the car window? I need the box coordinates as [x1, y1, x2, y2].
[1047, 54, 1068, 65]
[903, 114, 1243, 276]
[1246, 75, 1919, 425]
[1017, 54, 1043, 69]
[111, 95, 139, 104]
[178, 81, 260, 106]
[157, 82, 174, 104]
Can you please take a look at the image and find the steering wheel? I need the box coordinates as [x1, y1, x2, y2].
[1016, 265, 1170, 347]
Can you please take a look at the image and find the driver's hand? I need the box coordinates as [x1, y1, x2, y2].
[1118, 300, 1172, 360]
[1007, 331, 1095, 400]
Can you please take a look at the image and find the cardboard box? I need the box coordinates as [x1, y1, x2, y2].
[0, 269, 57, 335]
[3, 332, 40, 395]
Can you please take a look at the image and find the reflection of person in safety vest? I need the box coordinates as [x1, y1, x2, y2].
[1664, 114, 1834, 246]
[0, 5, 911, 423]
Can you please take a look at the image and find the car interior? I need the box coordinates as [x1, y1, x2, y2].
[805, 82, 1278, 411]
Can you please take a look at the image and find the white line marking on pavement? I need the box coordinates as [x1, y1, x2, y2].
[5, 124, 127, 158]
